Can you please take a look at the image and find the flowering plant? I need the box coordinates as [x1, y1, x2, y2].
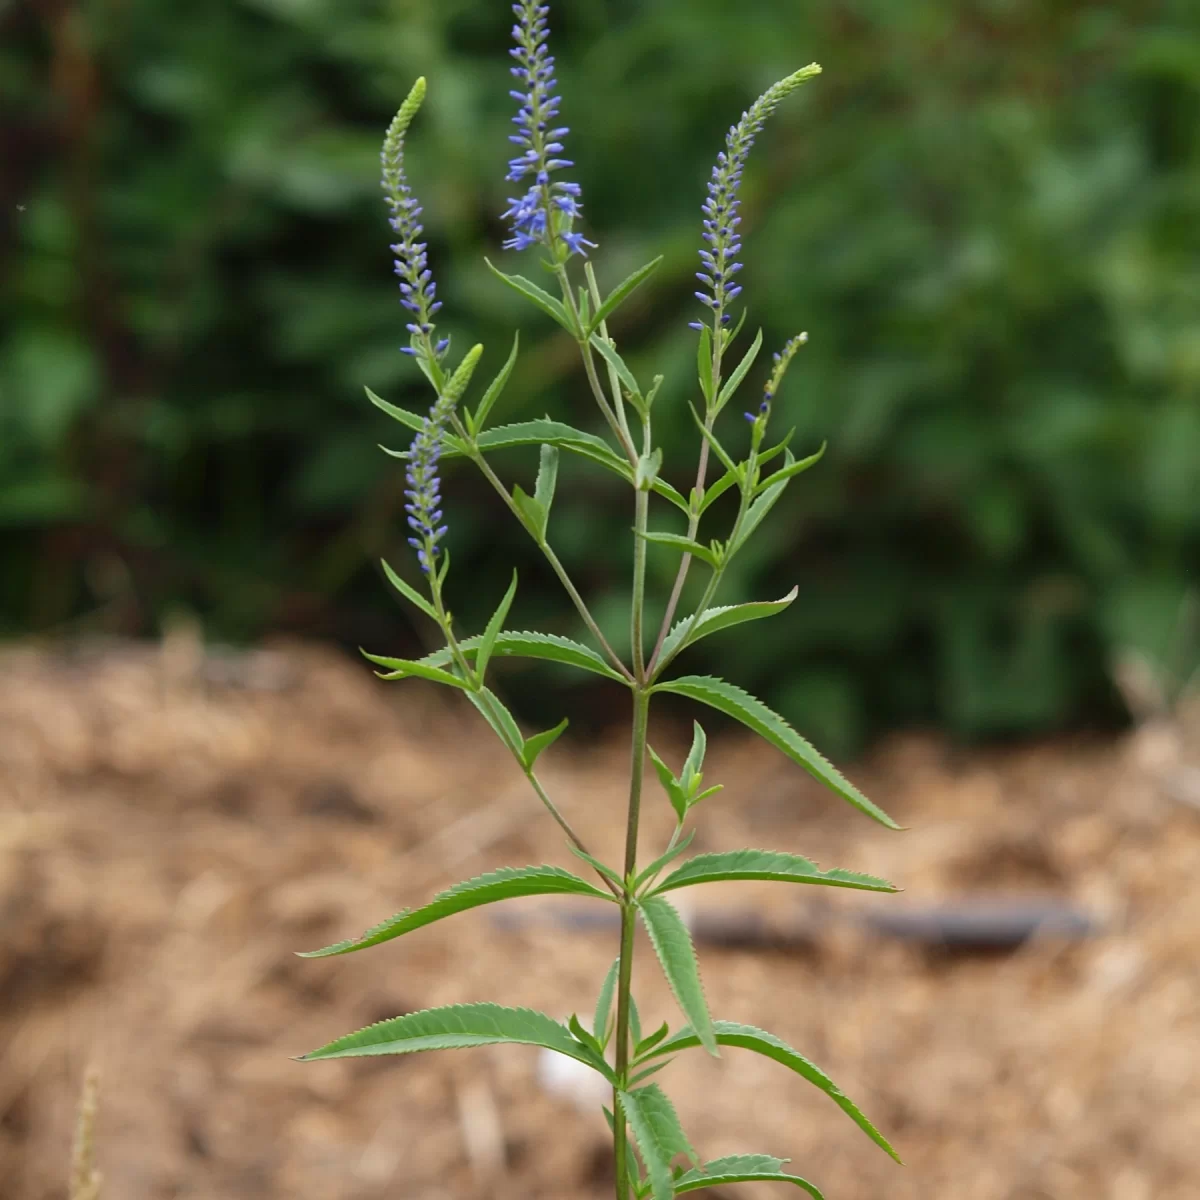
[299, 6, 902, 1196]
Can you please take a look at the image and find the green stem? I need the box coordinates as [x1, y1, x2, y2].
[612, 685, 651, 1200]
[631, 488, 649, 682]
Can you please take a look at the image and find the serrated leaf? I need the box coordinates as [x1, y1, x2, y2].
[652, 676, 901, 829]
[365, 387, 425, 435]
[300, 1002, 613, 1080]
[648, 745, 688, 822]
[469, 332, 520, 433]
[380, 558, 438, 622]
[466, 686, 524, 754]
[485, 258, 574, 332]
[300, 865, 614, 957]
[657, 590, 799, 665]
[639, 530, 721, 569]
[714, 327, 763, 414]
[674, 1154, 825, 1197]
[421, 630, 626, 683]
[641, 1021, 901, 1162]
[634, 830, 696, 891]
[521, 717, 569, 770]
[756, 442, 826, 493]
[637, 896, 717, 1056]
[621, 1083, 699, 1200]
[534, 444, 559, 517]
[593, 958, 620, 1042]
[478, 571, 518, 681]
[588, 256, 663, 333]
[361, 649, 470, 689]
[651, 850, 896, 897]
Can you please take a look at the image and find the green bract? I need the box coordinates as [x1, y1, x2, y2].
[300, 28, 902, 1200]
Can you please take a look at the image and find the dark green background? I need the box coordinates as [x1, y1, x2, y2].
[3, 0, 1197, 750]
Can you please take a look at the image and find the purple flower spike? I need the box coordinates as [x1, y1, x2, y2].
[692, 65, 821, 328]
[502, 1, 595, 258]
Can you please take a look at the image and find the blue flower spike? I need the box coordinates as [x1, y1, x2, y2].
[502, 1, 596, 260]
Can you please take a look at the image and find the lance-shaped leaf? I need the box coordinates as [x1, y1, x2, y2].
[639, 530, 721, 569]
[620, 1083, 698, 1200]
[756, 442, 825, 494]
[300, 1002, 613, 1080]
[589, 335, 643, 402]
[511, 484, 547, 542]
[713, 327, 764, 414]
[593, 958, 620, 1042]
[637, 896, 717, 1056]
[534, 444, 559, 517]
[696, 325, 714, 405]
[467, 686, 525, 754]
[299, 865, 614, 958]
[587, 255, 663, 334]
[652, 675, 901, 829]
[674, 1154, 824, 1197]
[634, 830, 696, 891]
[477, 572, 518, 681]
[651, 849, 896, 897]
[380, 558, 438, 622]
[657, 589, 799, 666]
[421, 630, 627, 683]
[641, 1021, 901, 1162]
[467, 331, 519, 434]
[521, 717, 569, 770]
[648, 745, 688, 822]
[361, 650, 470, 689]
[485, 258, 574, 332]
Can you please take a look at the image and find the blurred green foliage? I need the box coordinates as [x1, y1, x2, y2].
[2, 0, 1197, 749]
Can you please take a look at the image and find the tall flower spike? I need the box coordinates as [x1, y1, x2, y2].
[382, 78, 449, 365]
[691, 64, 821, 332]
[502, 1, 595, 258]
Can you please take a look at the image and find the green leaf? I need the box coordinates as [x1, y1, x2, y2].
[485, 258, 574, 332]
[593, 958, 620, 1042]
[634, 1021, 671, 1058]
[361, 649, 470, 689]
[634, 830, 696, 891]
[651, 850, 897, 897]
[657, 590, 799, 665]
[365, 387, 427, 436]
[696, 325, 714, 405]
[648, 745, 688, 822]
[421, 630, 626, 683]
[478, 571, 518, 681]
[521, 717, 569, 770]
[688, 403, 737, 474]
[299, 865, 614, 957]
[756, 442, 826, 494]
[380, 558, 438, 622]
[639, 530, 721, 569]
[733, 473, 787, 551]
[589, 335, 643, 401]
[634, 447, 663, 492]
[637, 895, 717, 1056]
[681, 721, 706, 792]
[300, 1002, 613, 1080]
[510, 483, 547, 541]
[653, 676, 901, 829]
[466, 686, 525, 753]
[674, 1155, 825, 1198]
[714, 327, 763, 414]
[697, 466, 740, 515]
[628, 993, 644, 1047]
[534, 443, 559, 517]
[569, 1013, 606, 1059]
[588, 256, 664, 333]
[642, 1021, 901, 1162]
[569, 845, 625, 893]
[621, 1083, 699, 1200]
[469, 332, 520, 433]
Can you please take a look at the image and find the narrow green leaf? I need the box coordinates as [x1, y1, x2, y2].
[639, 530, 721, 569]
[576, 285, 591, 328]
[653, 675, 901, 829]
[421, 630, 626, 683]
[300, 1002, 613, 1080]
[634, 1021, 671, 1058]
[534, 444, 560, 518]
[589, 335, 643, 401]
[688, 402, 738, 474]
[485, 258, 574, 331]
[681, 721, 707, 791]
[521, 717, 569, 770]
[621, 1083, 699, 1200]
[696, 325, 714, 405]
[511, 484, 547, 541]
[569, 845, 625, 893]
[477, 571, 518, 681]
[628, 994, 644, 1047]
[647, 745, 688, 822]
[735, 473, 788, 550]
[380, 558, 438, 622]
[697, 467, 739, 514]
[642, 1021, 901, 1162]
[469, 332, 520, 433]
[300, 865, 614, 957]
[675, 1155, 825, 1198]
[634, 447, 663, 492]
[651, 849, 897, 897]
[756, 442, 826, 494]
[593, 958, 620, 1042]
[634, 830, 696, 891]
[588, 256, 664, 333]
[466, 686, 524, 754]
[628, 1059, 672, 1087]
[637, 895, 717, 1056]
[569, 1013, 606, 1059]
[361, 649, 470, 689]
[657, 590, 799, 665]
[366, 387, 426, 434]
[714, 327, 764, 413]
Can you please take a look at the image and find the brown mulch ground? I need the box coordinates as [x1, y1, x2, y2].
[2, 636, 1198, 1200]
